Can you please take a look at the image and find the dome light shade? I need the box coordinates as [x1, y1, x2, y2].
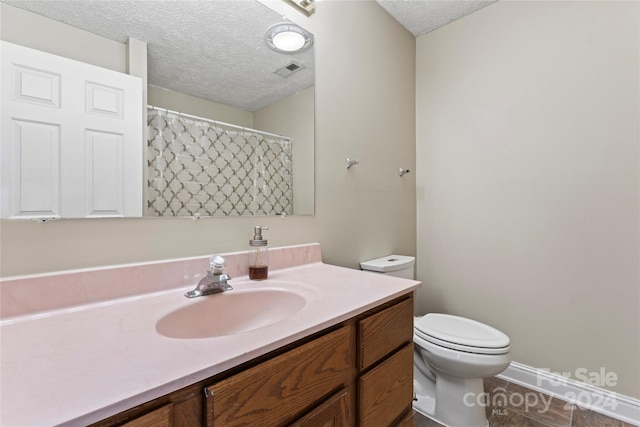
[273, 31, 305, 52]
[265, 23, 313, 54]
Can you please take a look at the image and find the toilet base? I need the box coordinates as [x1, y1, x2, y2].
[413, 378, 437, 420]
[413, 370, 489, 427]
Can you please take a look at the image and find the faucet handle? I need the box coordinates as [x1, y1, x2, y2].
[209, 255, 226, 274]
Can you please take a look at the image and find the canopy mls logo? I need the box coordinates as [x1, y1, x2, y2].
[464, 387, 555, 414]
[464, 368, 622, 415]
[538, 367, 619, 388]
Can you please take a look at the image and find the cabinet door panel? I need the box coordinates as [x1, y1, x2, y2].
[206, 326, 353, 427]
[121, 404, 173, 427]
[289, 387, 350, 427]
[358, 344, 413, 427]
[358, 297, 413, 370]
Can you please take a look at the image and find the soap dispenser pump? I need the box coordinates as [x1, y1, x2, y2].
[249, 226, 269, 280]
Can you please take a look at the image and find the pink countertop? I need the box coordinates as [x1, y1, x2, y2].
[0, 246, 420, 426]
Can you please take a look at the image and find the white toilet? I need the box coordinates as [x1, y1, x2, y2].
[360, 255, 512, 427]
[413, 313, 511, 427]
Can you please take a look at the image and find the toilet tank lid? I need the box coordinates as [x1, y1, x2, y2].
[360, 255, 415, 272]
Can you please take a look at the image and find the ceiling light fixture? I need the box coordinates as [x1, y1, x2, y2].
[265, 23, 313, 54]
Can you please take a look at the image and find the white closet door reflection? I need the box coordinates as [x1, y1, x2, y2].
[1, 41, 143, 219]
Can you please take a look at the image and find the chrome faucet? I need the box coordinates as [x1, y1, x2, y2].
[185, 255, 232, 298]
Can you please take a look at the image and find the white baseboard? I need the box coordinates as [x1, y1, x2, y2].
[496, 362, 640, 426]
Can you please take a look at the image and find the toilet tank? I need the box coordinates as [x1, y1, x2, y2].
[360, 255, 415, 280]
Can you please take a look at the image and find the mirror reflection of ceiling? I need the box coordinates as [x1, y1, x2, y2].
[3, 0, 315, 112]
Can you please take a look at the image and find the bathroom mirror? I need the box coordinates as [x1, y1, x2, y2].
[2, 0, 315, 218]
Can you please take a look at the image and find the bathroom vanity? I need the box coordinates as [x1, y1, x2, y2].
[0, 244, 420, 426]
[91, 294, 414, 426]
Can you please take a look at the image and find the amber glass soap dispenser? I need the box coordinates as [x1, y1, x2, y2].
[249, 226, 269, 280]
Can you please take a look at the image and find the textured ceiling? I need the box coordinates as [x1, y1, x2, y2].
[4, 0, 315, 112]
[376, 0, 498, 38]
[5, 0, 498, 112]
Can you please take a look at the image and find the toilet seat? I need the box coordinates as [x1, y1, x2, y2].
[414, 313, 511, 355]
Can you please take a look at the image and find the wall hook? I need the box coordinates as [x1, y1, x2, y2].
[399, 168, 410, 177]
[346, 158, 360, 169]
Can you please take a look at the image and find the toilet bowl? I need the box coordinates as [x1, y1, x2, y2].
[358, 255, 511, 426]
[413, 313, 511, 427]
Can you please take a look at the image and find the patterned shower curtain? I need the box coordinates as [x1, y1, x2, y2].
[147, 108, 293, 217]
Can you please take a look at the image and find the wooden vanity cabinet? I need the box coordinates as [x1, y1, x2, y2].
[91, 293, 414, 427]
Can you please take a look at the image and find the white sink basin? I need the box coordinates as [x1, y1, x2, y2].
[155, 288, 306, 339]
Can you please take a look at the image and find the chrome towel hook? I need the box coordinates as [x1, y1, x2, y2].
[399, 168, 410, 177]
[346, 158, 360, 169]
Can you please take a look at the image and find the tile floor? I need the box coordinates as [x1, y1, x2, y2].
[413, 377, 637, 427]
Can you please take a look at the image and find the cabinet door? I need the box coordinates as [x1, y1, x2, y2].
[205, 326, 353, 427]
[289, 388, 350, 427]
[120, 404, 173, 427]
[358, 344, 413, 427]
[89, 385, 202, 427]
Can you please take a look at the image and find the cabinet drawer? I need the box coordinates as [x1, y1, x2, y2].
[358, 297, 413, 370]
[206, 325, 353, 426]
[358, 343, 413, 427]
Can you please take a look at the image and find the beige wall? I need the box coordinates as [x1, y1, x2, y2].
[415, 0, 639, 399]
[148, 85, 253, 128]
[0, 3, 126, 72]
[254, 87, 315, 215]
[0, 2, 416, 276]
